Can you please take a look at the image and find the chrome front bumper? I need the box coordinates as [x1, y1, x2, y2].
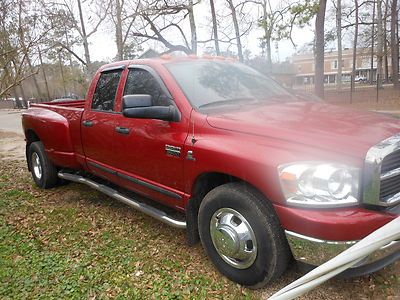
[285, 230, 400, 273]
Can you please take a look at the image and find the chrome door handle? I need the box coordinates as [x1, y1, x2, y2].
[82, 120, 94, 127]
[115, 126, 130, 135]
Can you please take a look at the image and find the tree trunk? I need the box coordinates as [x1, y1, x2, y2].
[314, 0, 327, 98]
[351, 0, 359, 92]
[227, 0, 243, 62]
[27, 56, 42, 99]
[10, 59, 28, 107]
[38, 48, 51, 101]
[115, 0, 124, 60]
[188, 0, 197, 54]
[383, 2, 389, 83]
[18, 85, 28, 108]
[58, 52, 67, 96]
[266, 36, 272, 71]
[209, 0, 220, 55]
[376, 0, 384, 88]
[77, 0, 92, 73]
[391, 0, 399, 89]
[336, 0, 342, 89]
[19, 36, 42, 99]
[262, 2, 272, 70]
[17, 0, 42, 99]
[11, 87, 22, 109]
[64, 28, 77, 95]
[370, 0, 375, 83]
[384, 42, 389, 83]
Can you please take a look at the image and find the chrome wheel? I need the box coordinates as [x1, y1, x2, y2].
[210, 208, 257, 269]
[31, 152, 42, 180]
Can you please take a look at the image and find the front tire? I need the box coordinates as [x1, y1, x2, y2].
[198, 183, 291, 288]
[28, 141, 58, 189]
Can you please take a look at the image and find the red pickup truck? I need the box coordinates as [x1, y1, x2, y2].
[22, 57, 400, 288]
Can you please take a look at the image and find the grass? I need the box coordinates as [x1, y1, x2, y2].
[0, 160, 399, 299]
[0, 161, 255, 299]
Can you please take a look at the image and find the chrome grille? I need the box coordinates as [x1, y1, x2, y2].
[381, 150, 400, 173]
[364, 134, 400, 207]
[380, 175, 400, 198]
[380, 150, 400, 202]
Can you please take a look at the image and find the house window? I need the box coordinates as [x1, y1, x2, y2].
[331, 60, 338, 69]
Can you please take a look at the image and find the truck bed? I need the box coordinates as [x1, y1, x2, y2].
[30, 99, 86, 109]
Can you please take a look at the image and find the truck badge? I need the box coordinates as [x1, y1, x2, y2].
[165, 145, 181, 157]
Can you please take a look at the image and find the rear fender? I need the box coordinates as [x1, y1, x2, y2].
[23, 109, 75, 167]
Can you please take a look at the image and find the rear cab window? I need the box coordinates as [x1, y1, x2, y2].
[92, 70, 122, 112]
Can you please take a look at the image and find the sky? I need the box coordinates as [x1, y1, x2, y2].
[84, 1, 316, 63]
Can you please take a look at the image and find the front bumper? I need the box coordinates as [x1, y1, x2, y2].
[286, 230, 400, 277]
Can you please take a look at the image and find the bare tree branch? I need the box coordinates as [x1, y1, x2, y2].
[0, 71, 38, 98]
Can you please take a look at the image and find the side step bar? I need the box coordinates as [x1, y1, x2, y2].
[58, 172, 187, 229]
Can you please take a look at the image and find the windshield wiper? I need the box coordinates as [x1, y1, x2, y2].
[198, 97, 257, 109]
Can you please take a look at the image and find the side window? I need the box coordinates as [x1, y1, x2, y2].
[124, 69, 170, 106]
[92, 71, 122, 111]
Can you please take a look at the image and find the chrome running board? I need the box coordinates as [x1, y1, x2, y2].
[58, 172, 186, 229]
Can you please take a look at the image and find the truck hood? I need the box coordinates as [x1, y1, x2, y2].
[206, 101, 400, 157]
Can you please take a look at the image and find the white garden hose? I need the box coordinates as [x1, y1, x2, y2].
[269, 217, 400, 300]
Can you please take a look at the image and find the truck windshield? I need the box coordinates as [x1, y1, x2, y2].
[166, 60, 297, 110]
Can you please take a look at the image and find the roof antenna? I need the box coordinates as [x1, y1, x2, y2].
[191, 120, 197, 145]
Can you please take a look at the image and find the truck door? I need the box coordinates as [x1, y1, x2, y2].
[81, 67, 124, 178]
[112, 66, 189, 205]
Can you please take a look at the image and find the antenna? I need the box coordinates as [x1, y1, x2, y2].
[191, 120, 197, 145]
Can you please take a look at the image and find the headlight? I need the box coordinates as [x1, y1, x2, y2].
[278, 162, 359, 208]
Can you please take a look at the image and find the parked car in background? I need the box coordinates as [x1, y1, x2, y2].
[355, 75, 368, 83]
[51, 94, 80, 103]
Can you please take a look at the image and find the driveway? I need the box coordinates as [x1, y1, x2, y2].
[0, 109, 25, 160]
[0, 109, 23, 134]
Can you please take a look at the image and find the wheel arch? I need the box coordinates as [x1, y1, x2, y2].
[185, 171, 273, 246]
[25, 129, 41, 171]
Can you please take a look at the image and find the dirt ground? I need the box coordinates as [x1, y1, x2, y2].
[0, 130, 25, 161]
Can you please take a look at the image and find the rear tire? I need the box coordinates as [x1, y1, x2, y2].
[198, 183, 291, 288]
[28, 141, 58, 189]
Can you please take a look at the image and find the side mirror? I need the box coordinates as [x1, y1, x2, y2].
[123, 94, 152, 109]
[122, 94, 180, 122]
